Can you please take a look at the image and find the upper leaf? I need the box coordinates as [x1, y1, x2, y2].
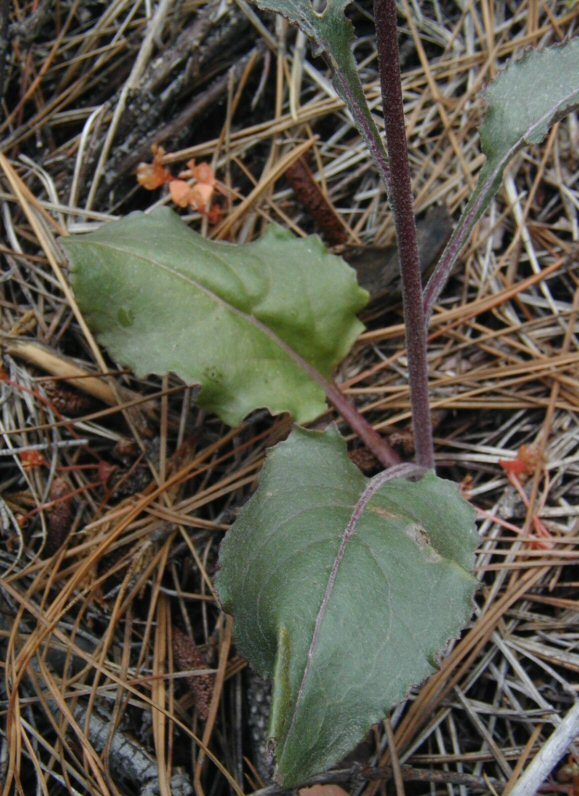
[425, 38, 579, 313]
[251, 0, 353, 61]
[62, 208, 367, 426]
[251, 0, 391, 186]
[474, 37, 579, 210]
[481, 38, 579, 159]
[217, 427, 478, 786]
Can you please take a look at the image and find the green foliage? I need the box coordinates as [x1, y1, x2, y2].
[63, 208, 367, 426]
[61, 16, 579, 786]
[475, 37, 579, 220]
[251, 0, 390, 182]
[217, 427, 479, 786]
[425, 37, 579, 308]
[481, 38, 579, 162]
[61, 9, 579, 788]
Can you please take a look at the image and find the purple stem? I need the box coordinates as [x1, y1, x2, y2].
[331, 70, 393, 197]
[324, 380, 401, 468]
[233, 276, 401, 467]
[422, 180, 489, 322]
[373, 0, 434, 470]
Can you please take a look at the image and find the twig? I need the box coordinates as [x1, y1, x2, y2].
[508, 702, 579, 796]
[249, 762, 500, 795]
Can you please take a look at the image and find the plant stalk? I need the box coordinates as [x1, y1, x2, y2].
[373, 0, 435, 470]
[422, 186, 487, 322]
[324, 380, 401, 468]
[331, 69, 393, 197]
[248, 311, 402, 468]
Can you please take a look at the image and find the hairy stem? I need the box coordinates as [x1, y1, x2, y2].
[422, 183, 489, 322]
[297, 364, 400, 469]
[373, 0, 434, 470]
[324, 380, 401, 468]
[331, 69, 393, 197]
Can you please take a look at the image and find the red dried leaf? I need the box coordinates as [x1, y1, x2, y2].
[205, 204, 223, 225]
[500, 444, 543, 477]
[500, 458, 528, 475]
[20, 450, 47, 470]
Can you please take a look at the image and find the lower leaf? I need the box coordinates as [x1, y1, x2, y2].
[216, 427, 479, 786]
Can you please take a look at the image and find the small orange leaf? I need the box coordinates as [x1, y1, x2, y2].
[169, 179, 194, 208]
[299, 787, 349, 796]
[136, 144, 172, 190]
[500, 444, 543, 477]
[189, 182, 214, 212]
[21, 450, 47, 469]
[191, 161, 215, 187]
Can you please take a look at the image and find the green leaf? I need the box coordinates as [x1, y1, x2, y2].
[475, 38, 579, 212]
[481, 39, 579, 157]
[217, 427, 478, 786]
[62, 208, 368, 426]
[425, 38, 579, 313]
[250, 0, 391, 184]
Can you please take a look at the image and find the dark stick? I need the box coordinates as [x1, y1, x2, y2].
[373, 0, 434, 470]
[250, 763, 499, 795]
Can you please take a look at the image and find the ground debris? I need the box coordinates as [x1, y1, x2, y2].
[0, 0, 577, 793]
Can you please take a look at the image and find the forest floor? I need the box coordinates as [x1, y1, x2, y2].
[0, 1, 578, 794]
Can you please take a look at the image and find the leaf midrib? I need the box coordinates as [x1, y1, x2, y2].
[279, 469, 390, 755]
[280, 467, 469, 759]
[74, 238, 330, 386]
